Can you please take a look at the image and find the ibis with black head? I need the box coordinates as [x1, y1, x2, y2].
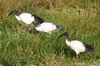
[57, 32, 94, 56]
[8, 9, 44, 31]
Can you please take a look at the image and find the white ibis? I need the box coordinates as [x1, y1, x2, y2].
[8, 9, 44, 31]
[33, 22, 64, 34]
[57, 32, 94, 56]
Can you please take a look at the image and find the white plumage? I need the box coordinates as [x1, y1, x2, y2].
[58, 32, 94, 55]
[66, 40, 86, 55]
[15, 13, 35, 24]
[35, 22, 57, 34]
[33, 22, 64, 34]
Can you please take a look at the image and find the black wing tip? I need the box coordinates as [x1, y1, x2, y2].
[56, 25, 65, 31]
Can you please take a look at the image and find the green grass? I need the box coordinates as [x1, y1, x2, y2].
[0, 0, 100, 66]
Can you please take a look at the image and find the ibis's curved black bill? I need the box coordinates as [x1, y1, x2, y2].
[8, 9, 20, 16]
[57, 32, 69, 40]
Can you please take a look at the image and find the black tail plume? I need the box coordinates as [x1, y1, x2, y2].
[56, 24, 64, 31]
[31, 14, 44, 24]
[85, 44, 94, 52]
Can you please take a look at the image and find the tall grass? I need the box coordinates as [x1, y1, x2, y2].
[0, 0, 100, 66]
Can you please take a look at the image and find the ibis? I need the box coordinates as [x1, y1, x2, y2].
[57, 32, 94, 56]
[32, 21, 64, 34]
[8, 9, 44, 31]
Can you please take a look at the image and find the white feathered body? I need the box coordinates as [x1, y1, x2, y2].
[66, 40, 85, 55]
[15, 13, 35, 24]
[35, 22, 57, 34]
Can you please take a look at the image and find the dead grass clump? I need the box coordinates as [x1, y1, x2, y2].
[0, 0, 24, 20]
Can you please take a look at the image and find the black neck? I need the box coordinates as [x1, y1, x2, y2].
[13, 9, 20, 16]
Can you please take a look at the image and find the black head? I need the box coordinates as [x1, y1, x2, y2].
[8, 9, 20, 16]
[57, 32, 69, 40]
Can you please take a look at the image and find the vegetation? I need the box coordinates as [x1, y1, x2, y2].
[0, 0, 100, 66]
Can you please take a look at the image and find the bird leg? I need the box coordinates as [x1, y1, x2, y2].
[26, 24, 32, 31]
[76, 54, 81, 59]
[48, 31, 52, 34]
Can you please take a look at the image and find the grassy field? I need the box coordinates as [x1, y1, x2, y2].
[0, 0, 100, 66]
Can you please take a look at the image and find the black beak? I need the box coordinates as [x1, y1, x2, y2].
[57, 32, 69, 40]
[8, 10, 15, 16]
[8, 9, 19, 16]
